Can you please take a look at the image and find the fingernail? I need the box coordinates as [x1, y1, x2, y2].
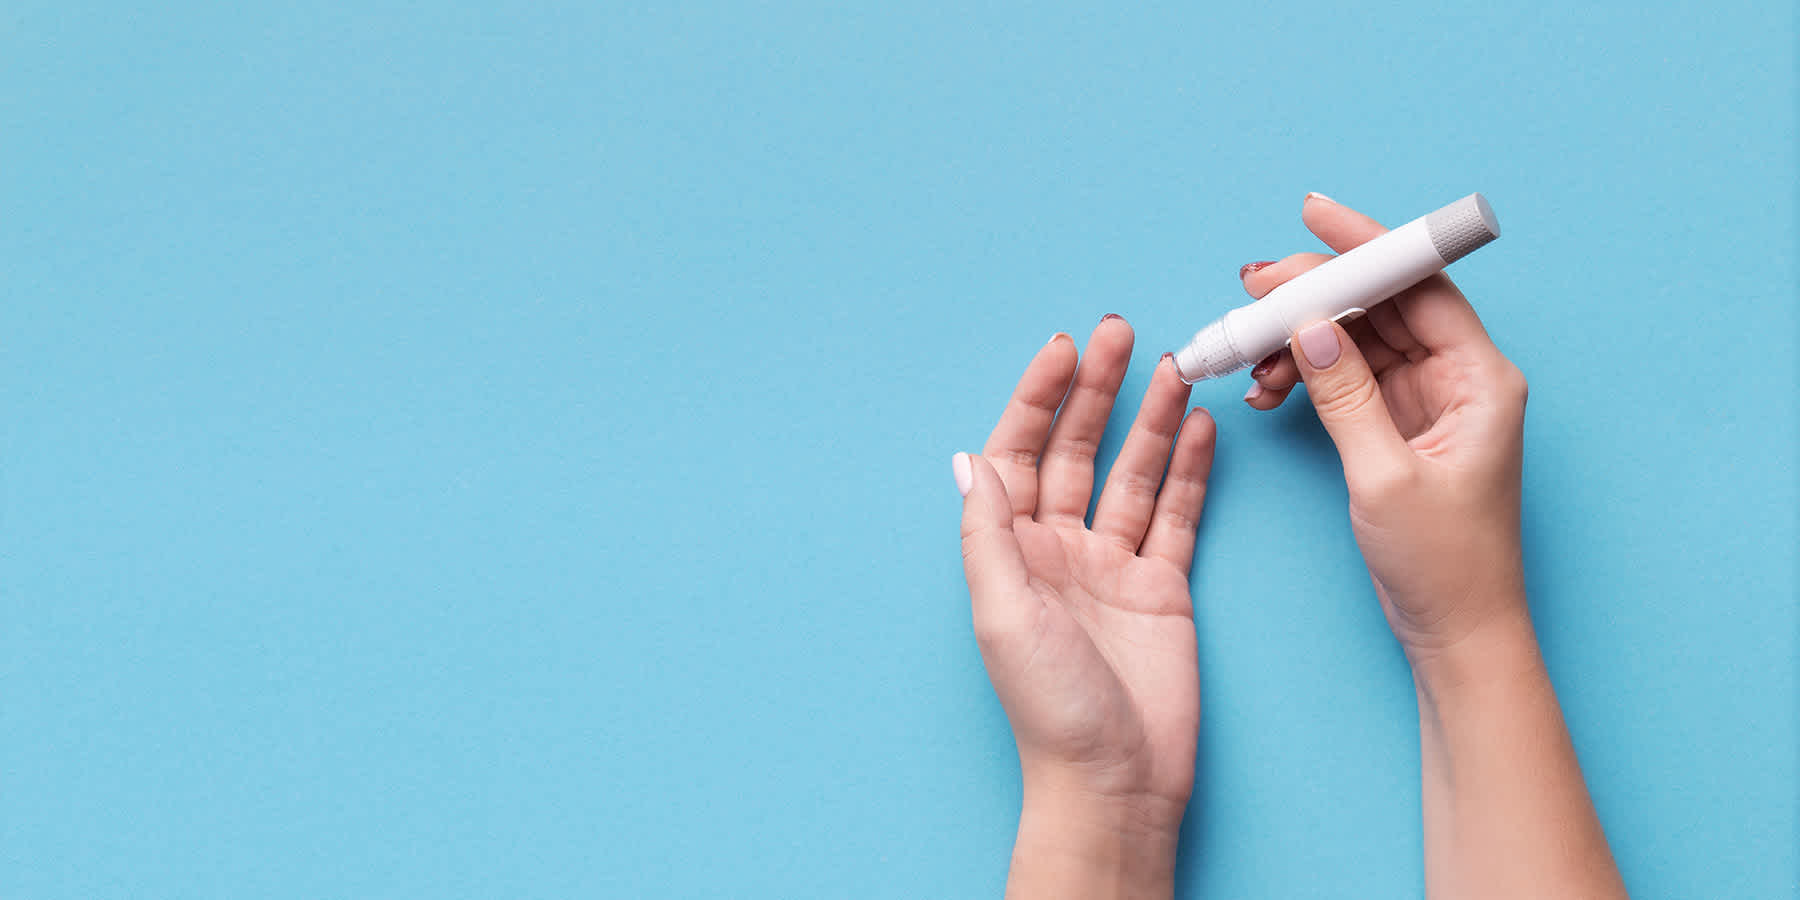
[1160, 351, 1174, 367]
[1243, 383, 1265, 404]
[1251, 352, 1281, 377]
[1048, 332, 1070, 345]
[1305, 191, 1337, 205]
[1238, 261, 1275, 280]
[1102, 313, 1124, 323]
[951, 452, 973, 497]
[1295, 321, 1341, 369]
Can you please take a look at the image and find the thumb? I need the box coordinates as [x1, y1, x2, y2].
[1291, 320, 1413, 484]
[953, 452, 1036, 641]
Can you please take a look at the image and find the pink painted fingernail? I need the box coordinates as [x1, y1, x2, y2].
[1238, 261, 1275, 280]
[1295, 321, 1341, 368]
[951, 452, 973, 497]
[1244, 383, 1266, 404]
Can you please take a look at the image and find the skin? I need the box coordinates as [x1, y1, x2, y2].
[956, 319, 1214, 899]
[955, 194, 1629, 899]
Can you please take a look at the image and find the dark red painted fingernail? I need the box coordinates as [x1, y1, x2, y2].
[1238, 261, 1275, 280]
[1102, 313, 1124, 322]
[1251, 352, 1281, 377]
[1160, 351, 1174, 366]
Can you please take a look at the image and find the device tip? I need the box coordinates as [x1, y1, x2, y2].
[1173, 347, 1202, 383]
[1169, 350, 1202, 384]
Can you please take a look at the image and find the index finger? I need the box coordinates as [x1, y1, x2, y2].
[1299, 193, 1498, 356]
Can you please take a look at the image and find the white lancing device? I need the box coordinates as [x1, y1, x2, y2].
[1171, 193, 1501, 384]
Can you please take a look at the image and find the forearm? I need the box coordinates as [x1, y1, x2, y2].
[1412, 606, 1628, 900]
[1004, 781, 1181, 900]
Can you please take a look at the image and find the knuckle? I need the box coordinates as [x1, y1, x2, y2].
[1043, 437, 1099, 466]
[1155, 504, 1199, 536]
[1312, 372, 1385, 422]
[992, 447, 1038, 470]
[1137, 416, 1181, 443]
[1110, 469, 1162, 505]
[1016, 391, 1062, 417]
[1476, 359, 1529, 419]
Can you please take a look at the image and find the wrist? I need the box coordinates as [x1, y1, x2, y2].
[1408, 604, 1544, 707]
[1007, 780, 1182, 900]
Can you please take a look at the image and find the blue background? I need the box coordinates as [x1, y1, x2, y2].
[5, 2, 1795, 897]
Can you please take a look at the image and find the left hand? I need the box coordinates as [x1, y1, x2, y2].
[954, 315, 1215, 855]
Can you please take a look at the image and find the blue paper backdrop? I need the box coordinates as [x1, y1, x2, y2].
[5, 2, 1795, 897]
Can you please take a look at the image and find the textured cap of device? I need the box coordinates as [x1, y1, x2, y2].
[1171, 319, 1249, 384]
[1426, 193, 1501, 264]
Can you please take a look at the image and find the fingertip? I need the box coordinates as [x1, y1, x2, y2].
[1250, 350, 1282, 378]
[1092, 312, 1136, 345]
[1029, 331, 1081, 380]
[1075, 314, 1136, 373]
[1292, 320, 1347, 372]
[1238, 260, 1276, 281]
[1300, 192, 1337, 230]
[1153, 351, 1191, 388]
[1242, 252, 1332, 299]
[1257, 371, 1300, 392]
[964, 451, 1000, 488]
[1183, 406, 1217, 440]
[1303, 195, 1390, 253]
[957, 453, 1018, 528]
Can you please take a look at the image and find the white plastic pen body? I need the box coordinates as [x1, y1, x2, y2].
[1171, 194, 1500, 384]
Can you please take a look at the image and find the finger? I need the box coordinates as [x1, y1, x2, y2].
[1252, 347, 1300, 389]
[1238, 310, 1403, 416]
[1092, 354, 1192, 552]
[1036, 315, 1134, 523]
[1238, 256, 1332, 411]
[1290, 319, 1414, 488]
[955, 453, 1038, 642]
[1241, 252, 1332, 299]
[981, 333, 1080, 519]
[1365, 300, 1425, 363]
[1243, 380, 1295, 411]
[1300, 193, 1496, 355]
[1342, 314, 1406, 375]
[1139, 408, 1216, 574]
[1244, 349, 1298, 410]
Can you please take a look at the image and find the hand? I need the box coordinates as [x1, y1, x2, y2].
[1238, 195, 1626, 900]
[1239, 194, 1532, 665]
[954, 316, 1215, 896]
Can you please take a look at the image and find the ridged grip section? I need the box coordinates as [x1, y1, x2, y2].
[1426, 193, 1500, 264]
[1173, 320, 1249, 383]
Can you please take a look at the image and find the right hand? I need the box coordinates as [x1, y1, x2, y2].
[1238, 194, 1533, 664]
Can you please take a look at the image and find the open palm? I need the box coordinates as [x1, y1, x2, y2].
[956, 316, 1215, 816]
